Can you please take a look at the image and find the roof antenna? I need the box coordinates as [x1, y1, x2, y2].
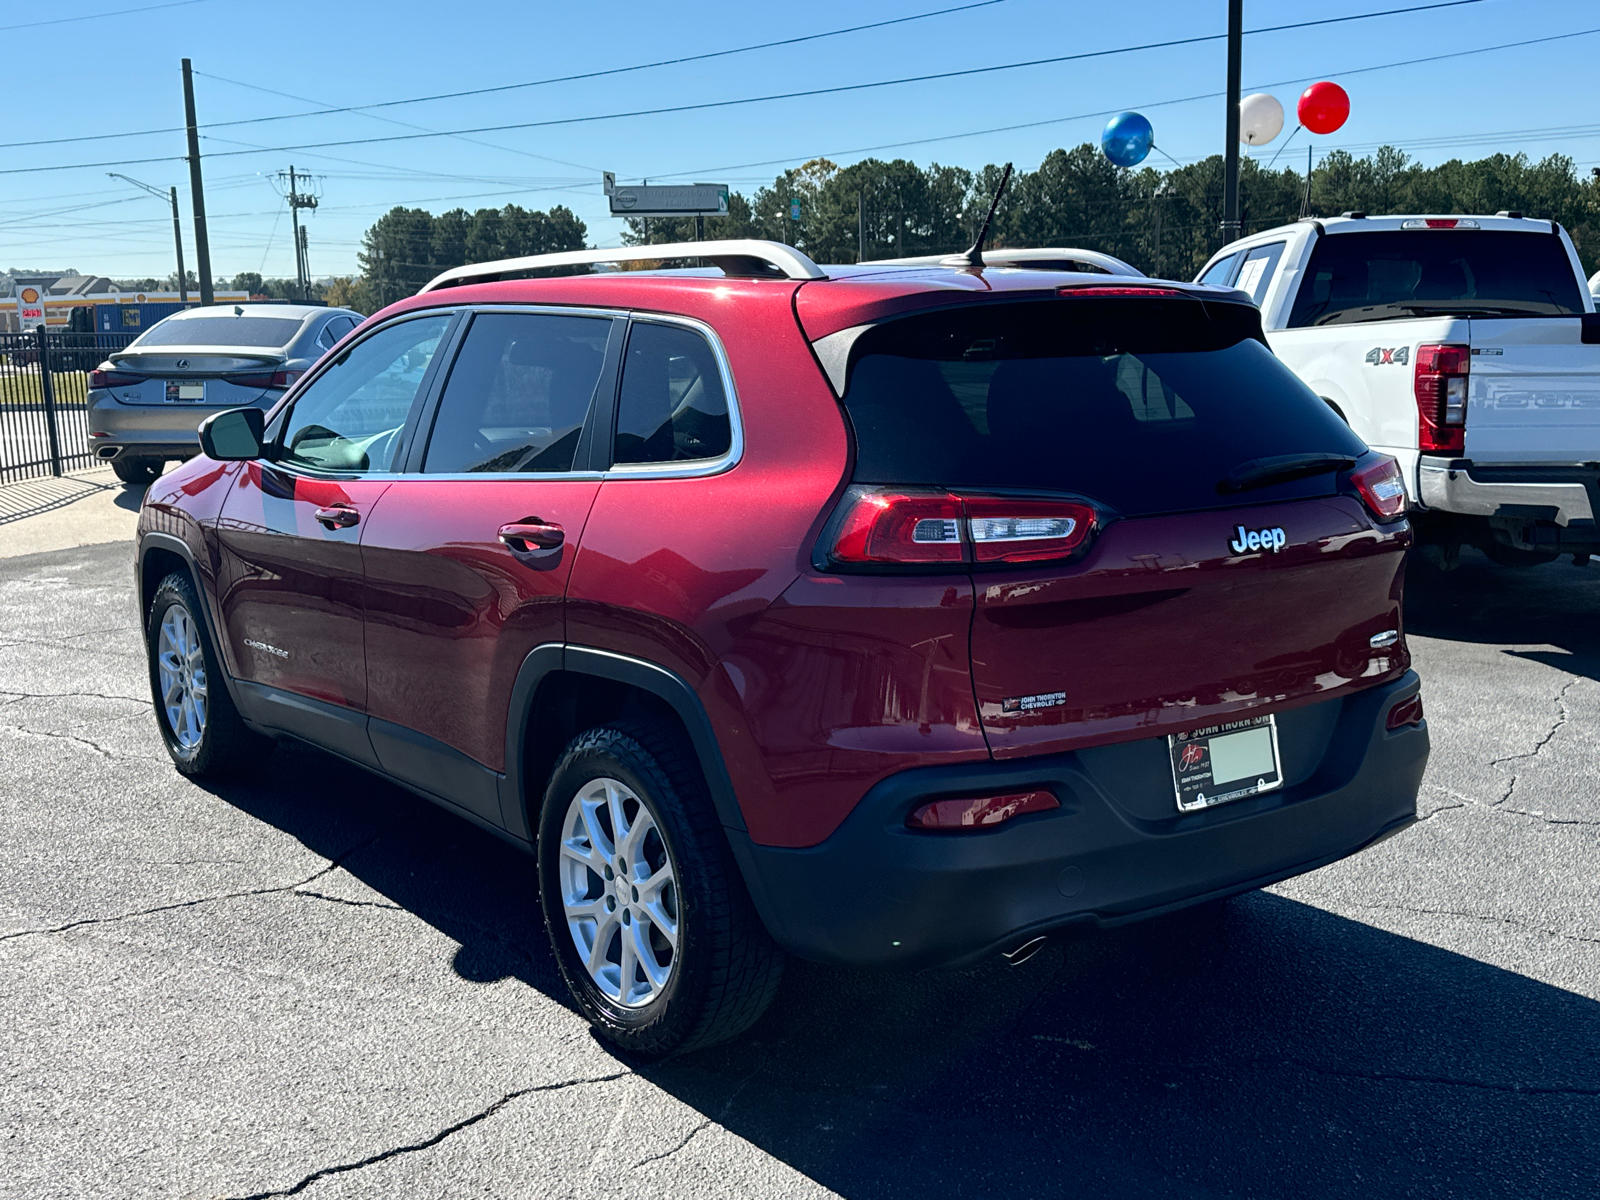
[944, 162, 1013, 270]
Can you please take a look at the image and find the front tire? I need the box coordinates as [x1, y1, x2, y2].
[145, 572, 272, 777]
[538, 720, 784, 1058]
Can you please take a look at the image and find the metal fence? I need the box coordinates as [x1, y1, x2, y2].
[0, 328, 139, 485]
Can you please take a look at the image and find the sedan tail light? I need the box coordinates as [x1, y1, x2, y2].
[1350, 455, 1408, 521]
[1414, 343, 1469, 453]
[823, 487, 1097, 568]
[224, 369, 303, 389]
[88, 369, 145, 389]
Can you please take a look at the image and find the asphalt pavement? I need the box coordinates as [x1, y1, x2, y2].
[1, 540, 1597, 1199]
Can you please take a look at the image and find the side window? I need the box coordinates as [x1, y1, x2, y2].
[1198, 251, 1242, 286]
[423, 312, 610, 474]
[277, 314, 451, 473]
[614, 322, 732, 466]
[1233, 242, 1286, 307]
[318, 315, 357, 350]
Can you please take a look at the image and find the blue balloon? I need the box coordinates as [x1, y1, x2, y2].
[1102, 111, 1154, 168]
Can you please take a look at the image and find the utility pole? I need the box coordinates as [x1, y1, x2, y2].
[858, 190, 865, 263]
[1221, 0, 1243, 241]
[108, 173, 188, 302]
[181, 58, 214, 305]
[279, 165, 320, 301]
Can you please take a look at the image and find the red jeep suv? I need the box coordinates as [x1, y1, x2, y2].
[136, 239, 1428, 1057]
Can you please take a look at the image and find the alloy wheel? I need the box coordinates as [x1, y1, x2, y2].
[156, 606, 208, 750]
[558, 776, 680, 1007]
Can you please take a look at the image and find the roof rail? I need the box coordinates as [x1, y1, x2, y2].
[861, 247, 1145, 277]
[419, 239, 827, 293]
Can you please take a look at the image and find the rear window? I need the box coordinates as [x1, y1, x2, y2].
[1287, 230, 1585, 327]
[840, 298, 1365, 519]
[135, 315, 303, 348]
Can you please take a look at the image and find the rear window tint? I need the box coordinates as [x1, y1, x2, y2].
[135, 315, 303, 348]
[840, 298, 1365, 518]
[614, 322, 731, 465]
[1287, 230, 1585, 326]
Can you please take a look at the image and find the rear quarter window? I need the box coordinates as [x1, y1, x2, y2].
[840, 298, 1366, 519]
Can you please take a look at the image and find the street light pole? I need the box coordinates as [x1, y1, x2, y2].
[108, 172, 188, 302]
[1221, 0, 1243, 240]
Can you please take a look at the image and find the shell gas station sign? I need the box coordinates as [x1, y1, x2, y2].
[16, 285, 46, 331]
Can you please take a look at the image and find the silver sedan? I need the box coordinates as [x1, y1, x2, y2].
[87, 303, 363, 484]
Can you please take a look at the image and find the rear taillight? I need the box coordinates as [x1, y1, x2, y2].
[224, 369, 303, 389]
[1350, 455, 1408, 521]
[824, 488, 1097, 568]
[88, 370, 144, 389]
[1414, 343, 1469, 453]
[907, 790, 1059, 831]
[1386, 693, 1424, 730]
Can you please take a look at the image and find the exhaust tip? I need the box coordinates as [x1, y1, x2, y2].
[1002, 935, 1049, 967]
[96, 446, 121, 460]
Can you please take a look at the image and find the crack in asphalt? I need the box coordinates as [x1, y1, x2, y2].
[0, 722, 161, 762]
[1268, 1055, 1600, 1098]
[1490, 678, 1578, 767]
[1351, 900, 1600, 948]
[631, 1118, 713, 1169]
[1419, 785, 1599, 831]
[295, 889, 404, 913]
[228, 1072, 632, 1199]
[0, 687, 145, 706]
[0, 838, 379, 944]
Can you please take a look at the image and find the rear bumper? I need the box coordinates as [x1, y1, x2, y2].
[737, 673, 1428, 969]
[1417, 457, 1598, 525]
[87, 390, 211, 459]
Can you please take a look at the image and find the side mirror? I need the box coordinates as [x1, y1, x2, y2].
[198, 407, 265, 461]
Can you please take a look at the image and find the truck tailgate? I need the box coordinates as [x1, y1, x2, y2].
[1465, 318, 1600, 463]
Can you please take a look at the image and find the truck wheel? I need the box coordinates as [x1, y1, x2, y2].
[113, 457, 163, 486]
[1481, 542, 1559, 568]
[538, 720, 784, 1058]
[145, 572, 273, 777]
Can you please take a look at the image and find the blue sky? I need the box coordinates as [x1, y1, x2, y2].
[4, 0, 1597, 282]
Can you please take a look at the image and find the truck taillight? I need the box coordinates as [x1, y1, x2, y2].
[1413, 343, 1469, 454]
[824, 487, 1097, 568]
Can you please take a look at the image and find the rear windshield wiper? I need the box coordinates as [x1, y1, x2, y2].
[1219, 452, 1356, 494]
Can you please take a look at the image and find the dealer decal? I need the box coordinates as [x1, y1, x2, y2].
[1001, 691, 1066, 714]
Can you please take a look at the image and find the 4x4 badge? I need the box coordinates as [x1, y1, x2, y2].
[1364, 346, 1410, 366]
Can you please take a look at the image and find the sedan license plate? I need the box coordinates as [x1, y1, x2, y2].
[165, 380, 205, 403]
[1169, 714, 1282, 812]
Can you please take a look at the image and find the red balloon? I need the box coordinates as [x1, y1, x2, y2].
[1298, 81, 1350, 135]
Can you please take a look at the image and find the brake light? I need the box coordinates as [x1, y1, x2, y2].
[1058, 286, 1188, 298]
[825, 489, 1096, 567]
[1413, 343, 1469, 453]
[88, 370, 144, 389]
[907, 790, 1059, 830]
[1386, 693, 1424, 730]
[224, 369, 303, 389]
[1401, 218, 1479, 230]
[1350, 455, 1408, 521]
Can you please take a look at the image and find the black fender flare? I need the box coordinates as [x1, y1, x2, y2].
[500, 644, 748, 841]
[137, 531, 249, 713]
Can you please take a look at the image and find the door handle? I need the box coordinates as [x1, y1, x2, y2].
[498, 521, 564, 551]
[314, 505, 360, 530]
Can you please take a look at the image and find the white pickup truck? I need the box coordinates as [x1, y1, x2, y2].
[1198, 214, 1600, 565]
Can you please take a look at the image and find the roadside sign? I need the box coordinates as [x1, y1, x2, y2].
[16, 285, 45, 331]
[790, 198, 801, 221]
[605, 177, 729, 218]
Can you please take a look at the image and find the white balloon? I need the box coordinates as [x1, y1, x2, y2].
[1239, 93, 1285, 145]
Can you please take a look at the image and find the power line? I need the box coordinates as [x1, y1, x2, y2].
[0, 0, 1012, 153]
[0, 0, 1489, 160]
[0, 0, 210, 33]
[652, 23, 1600, 181]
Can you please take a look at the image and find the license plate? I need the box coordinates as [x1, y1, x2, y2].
[165, 380, 205, 403]
[1169, 714, 1283, 812]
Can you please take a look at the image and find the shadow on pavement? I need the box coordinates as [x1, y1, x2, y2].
[203, 738, 1600, 1198]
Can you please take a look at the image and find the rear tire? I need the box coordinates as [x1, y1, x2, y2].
[538, 719, 784, 1058]
[113, 457, 162, 486]
[145, 572, 272, 777]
